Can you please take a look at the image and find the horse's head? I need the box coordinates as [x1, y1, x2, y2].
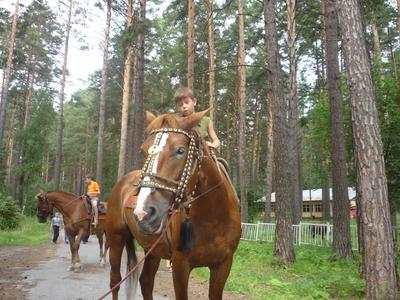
[133, 109, 210, 234]
[35, 191, 53, 223]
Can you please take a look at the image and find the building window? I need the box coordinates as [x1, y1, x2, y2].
[271, 203, 275, 212]
[314, 204, 322, 212]
[303, 204, 310, 212]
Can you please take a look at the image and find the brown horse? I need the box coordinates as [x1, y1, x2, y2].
[106, 109, 241, 299]
[36, 190, 108, 270]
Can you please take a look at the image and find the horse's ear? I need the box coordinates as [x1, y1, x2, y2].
[146, 111, 156, 125]
[181, 108, 212, 132]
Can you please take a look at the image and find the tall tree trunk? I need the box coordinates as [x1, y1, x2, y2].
[232, 87, 239, 187]
[320, 3, 326, 81]
[43, 152, 49, 183]
[132, 0, 146, 171]
[264, 0, 295, 264]
[387, 26, 398, 81]
[54, 0, 73, 189]
[322, 171, 330, 221]
[0, 0, 19, 145]
[251, 96, 260, 187]
[5, 98, 18, 186]
[263, 90, 273, 223]
[371, 13, 382, 74]
[237, 0, 248, 222]
[200, 72, 206, 105]
[324, 0, 352, 259]
[287, 0, 302, 225]
[23, 70, 35, 128]
[17, 68, 36, 208]
[206, 0, 216, 123]
[117, 0, 133, 179]
[96, 0, 112, 185]
[187, 0, 195, 90]
[396, 0, 400, 37]
[370, 13, 384, 121]
[127, 54, 137, 172]
[337, 0, 397, 297]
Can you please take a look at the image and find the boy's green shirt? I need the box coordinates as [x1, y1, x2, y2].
[177, 113, 210, 138]
[197, 116, 210, 138]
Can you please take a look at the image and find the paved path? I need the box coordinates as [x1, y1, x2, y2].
[23, 233, 168, 300]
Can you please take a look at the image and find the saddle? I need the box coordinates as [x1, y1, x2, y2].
[83, 196, 107, 215]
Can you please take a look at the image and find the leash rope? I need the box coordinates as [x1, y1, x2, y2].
[97, 209, 178, 300]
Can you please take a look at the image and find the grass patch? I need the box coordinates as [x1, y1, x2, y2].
[0, 216, 50, 246]
[192, 241, 365, 299]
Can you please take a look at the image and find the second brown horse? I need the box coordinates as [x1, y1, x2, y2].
[106, 109, 241, 299]
[36, 191, 108, 270]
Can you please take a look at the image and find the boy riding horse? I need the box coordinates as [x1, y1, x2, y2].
[86, 175, 100, 227]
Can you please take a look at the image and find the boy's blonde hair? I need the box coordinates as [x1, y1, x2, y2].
[173, 87, 194, 103]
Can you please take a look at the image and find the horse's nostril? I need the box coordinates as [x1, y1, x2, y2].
[148, 206, 156, 216]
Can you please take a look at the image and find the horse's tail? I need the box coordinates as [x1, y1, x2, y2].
[125, 234, 139, 299]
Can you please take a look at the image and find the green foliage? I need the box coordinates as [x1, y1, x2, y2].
[0, 193, 21, 230]
[246, 188, 265, 222]
[0, 216, 49, 245]
[380, 76, 400, 211]
[193, 241, 365, 299]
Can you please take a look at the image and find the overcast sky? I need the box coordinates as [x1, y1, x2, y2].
[0, 0, 173, 100]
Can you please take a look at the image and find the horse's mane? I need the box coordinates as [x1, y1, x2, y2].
[49, 190, 78, 198]
[146, 113, 180, 132]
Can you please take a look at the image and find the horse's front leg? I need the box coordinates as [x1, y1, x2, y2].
[209, 256, 234, 300]
[172, 259, 191, 300]
[139, 253, 161, 300]
[68, 235, 81, 271]
[109, 233, 126, 300]
[71, 229, 87, 270]
[98, 231, 106, 267]
[104, 235, 109, 263]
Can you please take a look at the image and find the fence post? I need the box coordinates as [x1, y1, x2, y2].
[255, 223, 259, 241]
[326, 222, 331, 245]
[298, 222, 302, 246]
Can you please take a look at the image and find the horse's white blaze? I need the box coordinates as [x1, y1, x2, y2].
[134, 133, 169, 221]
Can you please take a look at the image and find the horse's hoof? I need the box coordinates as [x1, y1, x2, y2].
[74, 263, 81, 270]
[67, 265, 73, 271]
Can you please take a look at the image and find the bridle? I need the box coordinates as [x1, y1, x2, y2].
[138, 128, 201, 208]
[36, 192, 53, 218]
[36, 192, 84, 224]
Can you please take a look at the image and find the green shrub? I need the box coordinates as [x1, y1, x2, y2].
[236, 187, 265, 222]
[0, 193, 21, 230]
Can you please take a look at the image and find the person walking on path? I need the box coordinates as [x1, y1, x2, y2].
[50, 213, 62, 244]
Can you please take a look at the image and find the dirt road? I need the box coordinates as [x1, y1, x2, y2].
[0, 233, 246, 300]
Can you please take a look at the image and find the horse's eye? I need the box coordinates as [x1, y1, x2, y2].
[175, 147, 185, 157]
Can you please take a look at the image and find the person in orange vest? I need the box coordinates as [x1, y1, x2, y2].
[86, 175, 101, 227]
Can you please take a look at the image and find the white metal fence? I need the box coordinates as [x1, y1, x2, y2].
[241, 222, 360, 250]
